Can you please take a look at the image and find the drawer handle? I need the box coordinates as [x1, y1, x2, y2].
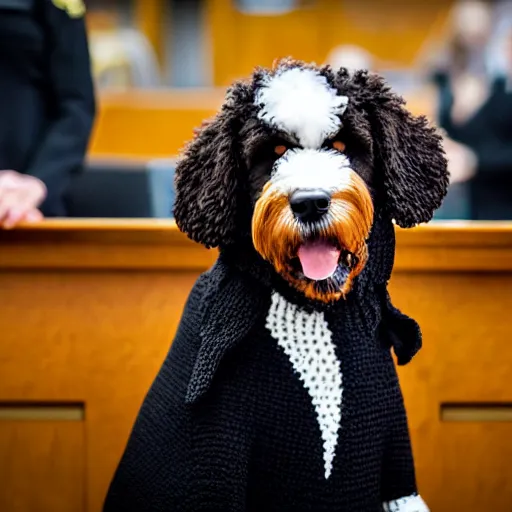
[0, 402, 84, 421]
[441, 403, 512, 422]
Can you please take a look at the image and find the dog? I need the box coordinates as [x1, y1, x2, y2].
[104, 59, 448, 512]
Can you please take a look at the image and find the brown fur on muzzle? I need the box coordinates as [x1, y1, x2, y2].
[252, 170, 374, 302]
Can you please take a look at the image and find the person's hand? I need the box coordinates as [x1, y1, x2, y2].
[443, 137, 478, 184]
[0, 170, 46, 228]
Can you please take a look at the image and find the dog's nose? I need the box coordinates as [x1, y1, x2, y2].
[290, 190, 331, 222]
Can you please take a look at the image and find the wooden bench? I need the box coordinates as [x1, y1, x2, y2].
[90, 89, 225, 159]
[0, 220, 510, 511]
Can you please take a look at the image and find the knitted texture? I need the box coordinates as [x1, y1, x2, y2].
[266, 291, 343, 479]
[104, 216, 426, 511]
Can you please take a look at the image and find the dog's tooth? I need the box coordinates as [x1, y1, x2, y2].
[320, 218, 329, 235]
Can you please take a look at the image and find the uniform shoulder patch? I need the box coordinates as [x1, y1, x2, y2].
[52, 0, 86, 18]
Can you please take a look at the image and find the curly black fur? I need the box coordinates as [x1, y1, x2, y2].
[334, 69, 449, 227]
[173, 82, 255, 248]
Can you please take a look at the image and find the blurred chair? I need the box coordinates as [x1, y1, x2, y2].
[66, 158, 175, 218]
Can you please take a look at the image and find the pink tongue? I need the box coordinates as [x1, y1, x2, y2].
[297, 241, 341, 281]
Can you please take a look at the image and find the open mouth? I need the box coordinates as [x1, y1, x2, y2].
[292, 238, 357, 282]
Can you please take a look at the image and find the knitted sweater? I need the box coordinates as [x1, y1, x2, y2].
[104, 215, 427, 512]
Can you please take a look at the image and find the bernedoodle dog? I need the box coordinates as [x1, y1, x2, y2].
[104, 59, 448, 512]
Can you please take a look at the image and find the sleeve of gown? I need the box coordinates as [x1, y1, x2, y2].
[181, 373, 252, 512]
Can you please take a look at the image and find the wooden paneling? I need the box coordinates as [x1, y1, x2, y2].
[394, 221, 512, 271]
[435, 423, 512, 511]
[391, 223, 512, 512]
[0, 221, 212, 512]
[0, 220, 511, 511]
[205, 0, 454, 86]
[0, 421, 84, 512]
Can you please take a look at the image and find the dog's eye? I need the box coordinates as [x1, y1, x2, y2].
[332, 140, 346, 152]
[274, 145, 288, 157]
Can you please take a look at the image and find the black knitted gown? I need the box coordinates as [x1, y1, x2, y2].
[103, 212, 425, 512]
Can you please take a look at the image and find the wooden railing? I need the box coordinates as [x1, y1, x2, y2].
[0, 220, 511, 511]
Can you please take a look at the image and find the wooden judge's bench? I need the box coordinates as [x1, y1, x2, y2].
[0, 220, 511, 512]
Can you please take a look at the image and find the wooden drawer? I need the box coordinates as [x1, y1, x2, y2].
[0, 415, 84, 512]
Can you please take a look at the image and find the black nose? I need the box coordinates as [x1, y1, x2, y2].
[290, 190, 331, 222]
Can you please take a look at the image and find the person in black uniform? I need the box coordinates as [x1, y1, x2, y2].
[0, 0, 95, 227]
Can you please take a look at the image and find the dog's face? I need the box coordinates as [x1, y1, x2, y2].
[175, 60, 448, 302]
[248, 67, 374, 301]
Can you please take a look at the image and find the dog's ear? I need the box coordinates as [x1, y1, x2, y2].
[343, 70, 449, 228]
[174, 85, 250, 248]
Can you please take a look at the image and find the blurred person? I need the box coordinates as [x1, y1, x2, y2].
[0, 0, 95, 228]
[430, 0, 492, 167]
[430, 0, 512, 219]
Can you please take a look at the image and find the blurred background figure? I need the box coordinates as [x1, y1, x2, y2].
[428, 0, 512, 219]
[0, 0, 95, 227]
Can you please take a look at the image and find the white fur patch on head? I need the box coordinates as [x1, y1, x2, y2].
[255, 67, 348, 149]
[271, 148, 352, 194]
